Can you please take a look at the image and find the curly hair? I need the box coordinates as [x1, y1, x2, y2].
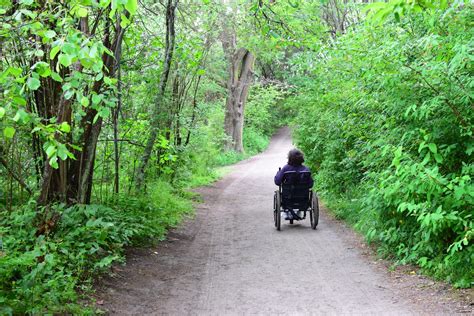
[287, 149, 305, 166]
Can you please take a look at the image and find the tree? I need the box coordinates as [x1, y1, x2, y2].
[136, 0, 178, 189]
[36, 4, 131, 205]
[0, 1, 135, 205]
[220, 6, 255, 153]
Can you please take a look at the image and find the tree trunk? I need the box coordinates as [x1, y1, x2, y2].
[37, 10, 127, 205]
[113, 17, 124, 195]
[220, 9, 255, 153]
[136, 0, 178, 190]
[222, 48, 255, 153]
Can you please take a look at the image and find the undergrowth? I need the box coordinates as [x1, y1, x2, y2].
[0, 180, 192, 314]
[0, 128, 277, 314]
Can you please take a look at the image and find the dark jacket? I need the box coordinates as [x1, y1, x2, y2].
[274, 164, 314, 187]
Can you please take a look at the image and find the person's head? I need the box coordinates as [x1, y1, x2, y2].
[287, 149, 305, 166]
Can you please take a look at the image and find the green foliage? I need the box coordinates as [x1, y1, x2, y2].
[245, 84, 287, 137]
[243, 127, 270, 155]
[166, 84, 285, 186]
[0, 180, 192, 314]
[292, 4, 473, 287]
[0, 0, 135, 170]
[0, 0, 285, 313]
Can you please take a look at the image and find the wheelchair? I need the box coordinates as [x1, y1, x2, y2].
[273, 170, 319, 231]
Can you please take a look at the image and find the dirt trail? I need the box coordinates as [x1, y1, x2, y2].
[97, 128, 471, 315]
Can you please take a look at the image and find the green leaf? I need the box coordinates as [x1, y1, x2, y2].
[95, 72, 103, 81]
[394, 11, 400, 23]
[125, 0, 137, 15]
[13, 96, 27, 106]
[104, 76, 112, 85]
[66, 150, 76, 159]
[58, 54, 73, 67]
[45, 145, 56, 158]
[81, 96, 90, 107]
[27, 77, 41, 90]
[466, 143, 474, 156]
[62, 43, 77, 55]
[0, 107, 5, 119]
[64, 90, 74, 100]
[428, 143, 437, 154]
[92, 94, 103, 105]
[93, 112, 100, 124]
[50, 46, 61, 60]
[57, 144, 68, 160]
[99, 0, 111, 8]
[44, 30, 56, 39]
[434, 153, 443, 164]
[76, 7, 88, 17]
[59, 122, 71, 133]
[418, 141, 426, 153]
[120, 13, 131, 28]
[421, 152, 431, 165]
[13, 109, 30, 124]
[3, 127, 16, 139]
[69, 144, 82, 151]
[49, 156, 59, 169]
[8, 67, 23, 77]
[99, 107, 110, 118]
[33, 61, 51, 77]
[51, 72, 63, 82]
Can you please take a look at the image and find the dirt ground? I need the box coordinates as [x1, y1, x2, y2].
[96, 127, 473, 315]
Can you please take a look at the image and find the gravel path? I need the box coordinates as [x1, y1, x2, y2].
[97, 127, 471, 315]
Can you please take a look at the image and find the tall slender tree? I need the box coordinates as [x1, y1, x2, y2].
[136, 0, 179, 189]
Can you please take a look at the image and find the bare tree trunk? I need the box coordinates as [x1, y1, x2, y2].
[113, 17, 124, 195]
[184, 75, 202, 146]
[220, 7, 255, 153]
[221, 39, 255, 152]
[136, 0, 178, 190]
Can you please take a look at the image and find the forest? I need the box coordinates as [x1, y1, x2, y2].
[0, 0, 472, 313]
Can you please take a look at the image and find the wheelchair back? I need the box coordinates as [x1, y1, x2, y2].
[280, 171, 312, 210]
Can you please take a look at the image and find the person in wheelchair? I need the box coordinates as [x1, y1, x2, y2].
[274, 149, 314, 220]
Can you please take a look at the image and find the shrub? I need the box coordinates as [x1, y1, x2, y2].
[292, 6, 473, 287]
[0, 180, 192, 313]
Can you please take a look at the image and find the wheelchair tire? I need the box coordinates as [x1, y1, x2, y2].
[273, 192, 277, 227]
[310, 193, 319, 229]
[274, 191, 281, 231]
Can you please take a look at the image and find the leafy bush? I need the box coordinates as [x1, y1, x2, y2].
[245, 84, 286, 136]
[0, 180, 192, 314]
[243, 127, 270, 155]
[292, 5, 473, 287]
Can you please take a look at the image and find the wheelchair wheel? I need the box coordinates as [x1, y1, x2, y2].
[273, 193, 277, 227]
[310, 193, 319, 229]
[274, 191, 281, 231]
